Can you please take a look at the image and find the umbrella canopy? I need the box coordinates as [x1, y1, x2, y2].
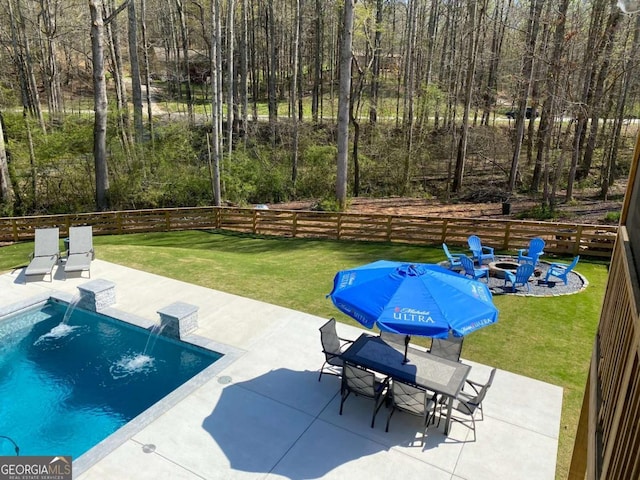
[328, 260, 498, 339]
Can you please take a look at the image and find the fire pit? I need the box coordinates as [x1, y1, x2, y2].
[488, 260, 520, 279]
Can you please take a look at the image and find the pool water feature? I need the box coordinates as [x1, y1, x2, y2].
[0, 300, 222, 460]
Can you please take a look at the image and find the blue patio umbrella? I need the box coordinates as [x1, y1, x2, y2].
[328, 260, 499, 361]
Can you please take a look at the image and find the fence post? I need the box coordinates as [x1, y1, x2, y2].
[11, 218, 18, 242]
[292, 212, 298, 237]
[252, 210, 258, 234]
[165, 211, 171, 231]
[214, 207, 221, 229]
[574, 225, 584, 256]
[441, 219, 449, 244]
[386, 216, 393, 241]
[503, 222, 511, 251]
[337, 213, 342, 240]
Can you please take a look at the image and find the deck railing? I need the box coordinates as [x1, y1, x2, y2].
[0, 206, 618, 257]
[569, 227, 640, 479]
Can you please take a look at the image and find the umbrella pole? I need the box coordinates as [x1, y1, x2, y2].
[402, 334, 410, 364]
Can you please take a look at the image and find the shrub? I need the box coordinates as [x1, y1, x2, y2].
[515, 205, 559, 221]
[604, 211, 621, 223]
[295, 145, 337, 198]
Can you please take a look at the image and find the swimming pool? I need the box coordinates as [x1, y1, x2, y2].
[0, 299, 222, 460]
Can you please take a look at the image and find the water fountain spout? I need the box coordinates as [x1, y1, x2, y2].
[143, 322, 167, 356]
[62, 295, 81, 324]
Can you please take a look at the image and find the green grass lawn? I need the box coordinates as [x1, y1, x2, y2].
[0, 229, 608, 479]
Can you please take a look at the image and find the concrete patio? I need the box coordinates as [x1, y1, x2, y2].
[0, 260, 562, 479]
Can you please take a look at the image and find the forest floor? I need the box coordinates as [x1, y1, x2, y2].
[269, 184, 625, 226]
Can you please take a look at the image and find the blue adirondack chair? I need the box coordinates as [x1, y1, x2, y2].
[460, 255, 489, 282]
[545, 256, 580, 285]
[504, 263, 535, 292]
[467, 235, 495, 265]
[442, 243, 464, 270]
[517, 237, 545, 266]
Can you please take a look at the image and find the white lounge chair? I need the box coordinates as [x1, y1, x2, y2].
[24, 228, 60, 282]
[64, 226, 94, 278]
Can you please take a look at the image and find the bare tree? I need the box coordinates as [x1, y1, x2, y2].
[89, 0, 130, 211]
[291, 0, 301, 185]
[89, 0, 110, 211]
[531, 0, 571, 195]
[226, 0, 235, 155]
[105, 0, 131, 152]
[210, 0, 223, 205]
[601, 14, 640, 199]
[369, 0, 383, 124]
[311, 0, 323, 124]
[570, 3, 622, 198]
[176, 0, 194, 125]
[0, 113, 13, 206]
[128, 0, 144, 141]
[402, 0, 418, 194]
[140, 0, 154, 143]
[336, 0, 355, 209]
[452, 0, 484, 193]
[481, 0, 511, 125]
[38, 0, 64, 119]
[239, 0, 249, 140]
[507, 0, 544, 194]
[267, 0, 278, 142]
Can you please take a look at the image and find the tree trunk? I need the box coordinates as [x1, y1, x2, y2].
[351, 53, 369, 198]
[311, 0, 323, 124]
[211, 0, 223, 205]
[601, 14, 639, 198]
[267, 0, 278, 143]
[336, 0, 354, 209]
[227, 0, 235, 155]
[90, 0, 110, 211]
[531, 0, 570, 193]
[574, 6, 622, 186]
[176, 0, 194, 125]
[240, 0, 249, 141]
[38, 0, 63, 118]
[482, 0, 510, 125]
[452, 0, 482, 193]
[507, 0, 543, 193]
[0, 112, 13, 206]
[568, 0, 608, 191]
[105, 1, 131, 153]
[140, 0, 154, 145]
[291, 0, 301, 185]
[369, 0, 383, 124]
[16, 0, 46, 133]
[128, 0, 144, 142]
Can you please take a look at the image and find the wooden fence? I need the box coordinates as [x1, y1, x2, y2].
[0, 206, 618, 258]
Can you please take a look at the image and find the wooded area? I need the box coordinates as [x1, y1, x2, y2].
[0, 0, 639, 216]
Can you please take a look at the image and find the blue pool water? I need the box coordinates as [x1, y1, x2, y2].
[0, 300, 221, 459]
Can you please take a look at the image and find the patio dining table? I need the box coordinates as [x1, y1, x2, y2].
[341, 333, 472, 435]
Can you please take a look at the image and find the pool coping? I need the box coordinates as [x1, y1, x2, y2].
[0, 292, 245, 477]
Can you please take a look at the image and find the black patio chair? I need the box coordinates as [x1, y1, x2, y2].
[429, 332, 464, 362]
[439, 367, 497, 441]
[318, 318, 353, 381]
[385, 380, 437, 446]
[339, 362, 389, 428]
[379, 331, 410, 349]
